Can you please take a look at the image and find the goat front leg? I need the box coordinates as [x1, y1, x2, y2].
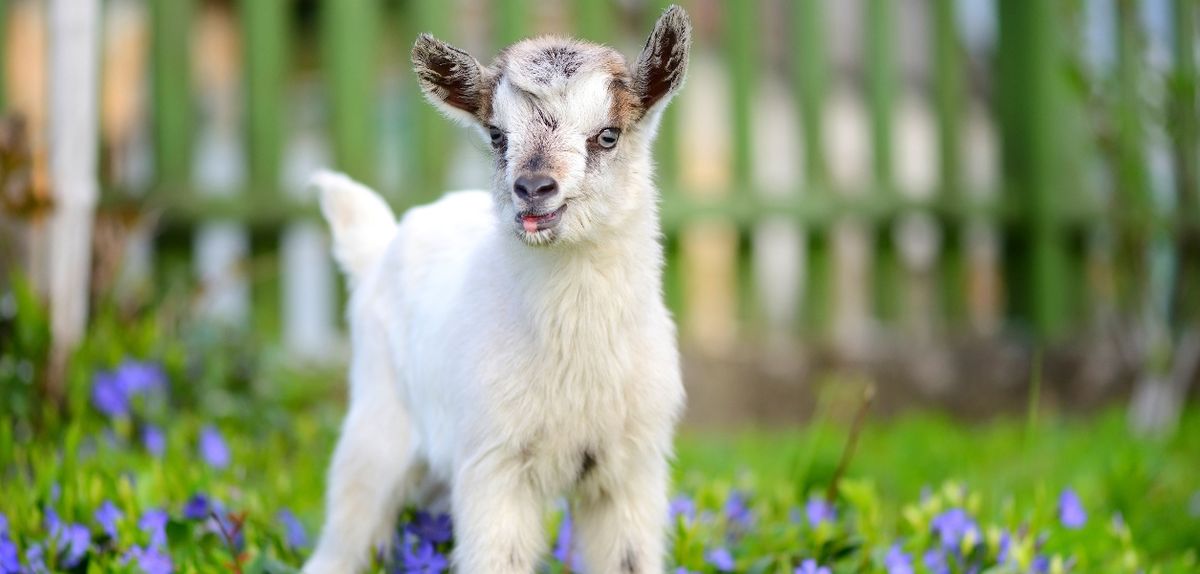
[575, 455, 670, 574]
[452, 454, 547, 573]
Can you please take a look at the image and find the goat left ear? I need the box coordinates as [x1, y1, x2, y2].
[632, 5, 692, 115]
[412, 33, 493, 125]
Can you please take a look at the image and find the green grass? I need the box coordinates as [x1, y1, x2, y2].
[2, 393, 1197, 572]
[1, 284, 1198, 572]
[675, 409, 1200, 565]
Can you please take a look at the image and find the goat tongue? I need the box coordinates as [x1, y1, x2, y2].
[522, 218, 539, 233]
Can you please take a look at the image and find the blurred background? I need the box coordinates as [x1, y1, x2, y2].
[1, 0, 1198, 434]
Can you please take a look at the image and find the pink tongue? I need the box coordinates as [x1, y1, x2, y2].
[522, 217, 539, 233]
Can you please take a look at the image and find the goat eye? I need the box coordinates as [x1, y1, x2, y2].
[595, 127, 620, 149]
[488, 126, 506, 149]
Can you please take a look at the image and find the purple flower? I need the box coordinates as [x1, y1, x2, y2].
[91, 372, 129, 418]
[44, 510, 89, 568]
[931, 508, 978, 550]
[125, 545, 173, 574]
[997, 531, 1012, 563]
[795, 559, 831, 574]
[203, 502, 244, 551]
[669, 495, 696, 523]
[53, 523, 90, 568]
[182, 495, 211, 521]
[805, 497, 836, 528]
[705, 547, 735, 572]
[277, 509, 308, 550]
[199, 426, 230, 469]
[923, 549, 949, 574]
[884, 544, 914, 574]
[406, 512, 452, 544]
[402, 539, 448, 573]
[724, 491, 753, 528]
[551, 508, 583, 571]
[25, 543, 44, 573]
[1058, 489, 1087, 529]
[1031, 555, 1050, 573]
[0, 513, 7, 536]
[0, 536, 18, 574]
[114, 361, 167, 395]
[142, 425, 166, 457]
[675, 569, 700, 574]
[95, 501, 122, 540]
[139, 509, 169, 549]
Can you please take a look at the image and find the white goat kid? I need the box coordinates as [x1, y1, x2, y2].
[303, 6, 691, 573]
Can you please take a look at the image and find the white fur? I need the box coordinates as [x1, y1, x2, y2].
[313, 170, 397, 286]
[305, 8, 690, 574]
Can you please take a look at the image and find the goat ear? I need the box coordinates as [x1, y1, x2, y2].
[412, 33, 492, 125]
[632, 5, 692, 114]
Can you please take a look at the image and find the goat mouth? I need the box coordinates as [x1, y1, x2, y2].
[517, 204, 567, 233]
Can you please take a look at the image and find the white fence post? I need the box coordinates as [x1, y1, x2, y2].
[47, 0, 100, 396]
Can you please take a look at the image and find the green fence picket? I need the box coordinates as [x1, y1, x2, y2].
[0, 0, 6, 111]
[573, 0, 613, 44]
[150, 0, 194, 192]
[1174, 0, 1198, 219]
[933, 0, 965, 325]
[866, 0, 900, 324]
[647, 0, 685, 319]
[243, 0, 286, 196]
[795, 0, 830, 335]
[726, 0, 756, 327]
[403, 0, 453, 200]
[651, 0, 681, 200]
[998, 0, 1070, 339]
[728, 1, 754, 188]
[324, 0, 377, 186]
[496, 0, 528, 47]
[1172, 0, 1200, 321]
[866, 0, 894, 189]
[242, 0, 288, 339]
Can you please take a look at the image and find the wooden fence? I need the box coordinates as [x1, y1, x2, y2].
[2, 0, 1197, 366]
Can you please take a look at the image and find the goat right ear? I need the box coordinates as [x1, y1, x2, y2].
[412, 34, 492, 125]
[633, 5, 692, 115]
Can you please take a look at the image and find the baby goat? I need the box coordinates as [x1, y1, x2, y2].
[303, 6, 691, 573]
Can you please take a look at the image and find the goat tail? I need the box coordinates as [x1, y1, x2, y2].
[312, 170, 397, 286]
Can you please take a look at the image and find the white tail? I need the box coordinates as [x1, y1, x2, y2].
[312, 171, 397, 286]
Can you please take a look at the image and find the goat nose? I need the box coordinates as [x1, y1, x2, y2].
[513, 174, 558, 201]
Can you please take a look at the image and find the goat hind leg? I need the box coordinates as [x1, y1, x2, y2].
[303, 334, 414, 573]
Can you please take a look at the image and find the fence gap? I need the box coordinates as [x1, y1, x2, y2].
[192, 3, 250, 325]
